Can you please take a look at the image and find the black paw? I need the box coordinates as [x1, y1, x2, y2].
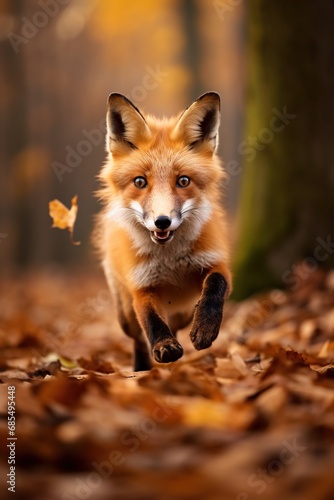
[190, 322, 220, 350]
[190, 301, 223, 351]
[190, 273, 227, 350]
[153, 338, 184, 363]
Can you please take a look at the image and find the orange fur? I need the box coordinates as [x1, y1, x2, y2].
[95, 92, 232, 371]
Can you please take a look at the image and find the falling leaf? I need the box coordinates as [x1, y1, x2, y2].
[49, 195, 80, 245]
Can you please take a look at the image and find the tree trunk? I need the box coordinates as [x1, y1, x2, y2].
[233, 0, 334, 299]
[1, 0, 29, 266]
[180, 0, 202, 101]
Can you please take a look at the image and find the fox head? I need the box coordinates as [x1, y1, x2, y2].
[100, 92, 225, 248]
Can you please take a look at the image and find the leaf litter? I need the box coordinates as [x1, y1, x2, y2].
[1, 267, 334, 499]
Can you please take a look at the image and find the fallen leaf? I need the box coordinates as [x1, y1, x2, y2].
[310, 363, 334, 375]
[49, 195, 80, 245]
[255, 385, 288, 416]
[2, 268, 334, 499]
[178, 398, 254, 430]
[28, 360, 61, 378]
[215, 358, 245, 379]
[228, 350, 249, 377]
[35, 373, 90, 408]
[77, 355, 116, 374]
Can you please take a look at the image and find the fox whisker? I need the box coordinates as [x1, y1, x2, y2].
[181, 206, 211, 223]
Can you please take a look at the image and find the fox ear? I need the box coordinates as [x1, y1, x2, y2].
[172, 92, 221, 153]
[106, 93, 151, 154]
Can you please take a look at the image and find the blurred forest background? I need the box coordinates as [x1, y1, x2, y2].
[1, 0, 334, 299]
[1, 3, 334, 499]
[0, 0, 245, 268]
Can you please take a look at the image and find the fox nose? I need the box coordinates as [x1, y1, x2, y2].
[155, 215, 172, 230]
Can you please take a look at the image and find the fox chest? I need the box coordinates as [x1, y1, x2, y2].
[130, 249, 221, 289]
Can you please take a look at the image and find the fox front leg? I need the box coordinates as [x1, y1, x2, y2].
[190, 271, 230, 350]
[133, 291, 184, 363]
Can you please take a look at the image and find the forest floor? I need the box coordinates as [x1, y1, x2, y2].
[1, 266, 334, 500]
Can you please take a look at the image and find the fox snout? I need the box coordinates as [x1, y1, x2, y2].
[129, 200, 183, 244]
[146, 213, 180, 245]
[155, 215, 172, 230]
[150, 215, 174, 244]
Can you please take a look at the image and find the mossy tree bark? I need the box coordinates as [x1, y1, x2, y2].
[233, 1, 334, 300]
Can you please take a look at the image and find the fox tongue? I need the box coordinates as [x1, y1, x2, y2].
[154, 231, 170, 240]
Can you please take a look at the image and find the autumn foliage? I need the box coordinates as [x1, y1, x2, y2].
[1, 268, 334, 499]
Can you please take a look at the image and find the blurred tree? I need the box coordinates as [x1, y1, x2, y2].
[180, 0, 201, 101]
[0, 0, 28, 265]
[233, 1, 334, 299]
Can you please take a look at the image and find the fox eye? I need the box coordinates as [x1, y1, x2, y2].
[133, 176, 148, 189]
[177, 176, 190, 188]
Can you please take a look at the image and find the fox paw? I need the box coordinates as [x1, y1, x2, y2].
[190, 303, 222, 351]
[153, 338, 183, 363]
[190, 323, 220, 350]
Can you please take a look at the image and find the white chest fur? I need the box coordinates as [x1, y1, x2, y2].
[131, 245, 222, 289]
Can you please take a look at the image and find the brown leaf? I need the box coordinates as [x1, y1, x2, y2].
[228, 350, 249, 377]
[35, 373, 89, 408]
[2, 268, 334, 499]
[49, 195, 80, 245]
[178, 398, 254, 430]
[28, 360, 62, 378]
[260, 348, 307, 380]
[215, 358, 245, 379]
[77, 355, 117, 374]
[255, 385, 288, 416]
[139, 364, 223, 400]
[310, 363, 334, 375]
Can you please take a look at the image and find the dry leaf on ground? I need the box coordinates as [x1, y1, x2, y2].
[1, 269, 334, 500]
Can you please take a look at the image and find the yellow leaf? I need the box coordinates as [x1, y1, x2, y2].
[49, 195, 80, 245]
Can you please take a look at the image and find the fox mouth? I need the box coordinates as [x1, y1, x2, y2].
[150, 230, 175, 245]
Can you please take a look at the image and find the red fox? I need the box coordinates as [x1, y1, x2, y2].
[96, 92, 232, 371]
